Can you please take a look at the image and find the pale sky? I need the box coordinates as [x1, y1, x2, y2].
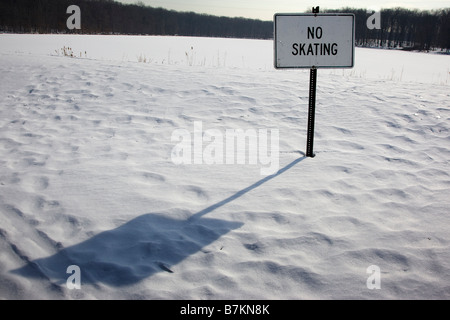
[118, 0, 450, 21]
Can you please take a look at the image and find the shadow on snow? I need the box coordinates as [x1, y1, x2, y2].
[11, 156, 305, 287]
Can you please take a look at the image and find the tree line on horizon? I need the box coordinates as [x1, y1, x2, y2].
[1, 0, 449, 51]
[324, 7, 450, 51]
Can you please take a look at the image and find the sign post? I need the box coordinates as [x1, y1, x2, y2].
[306, 6, 319, 158]
[274, 7, 355, 157]
[306, 64, 317, 157]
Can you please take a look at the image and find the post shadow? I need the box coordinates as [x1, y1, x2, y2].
[11, 155, 305, 287]
[189, 154, 306, 221]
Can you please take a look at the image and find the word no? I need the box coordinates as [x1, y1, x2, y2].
[292, 27, 338, 56]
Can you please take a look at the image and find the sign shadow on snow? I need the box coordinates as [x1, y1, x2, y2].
[11, 155, 306, 287]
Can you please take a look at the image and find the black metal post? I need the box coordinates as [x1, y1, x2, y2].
[306, 66, 317, 157]
[306, 6, 319, 158]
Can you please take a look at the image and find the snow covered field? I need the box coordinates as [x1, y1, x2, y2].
[0, 34, 449, 300]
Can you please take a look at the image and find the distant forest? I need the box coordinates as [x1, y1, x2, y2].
[326, 7, 450, 51]
[1, 0, 449, 51]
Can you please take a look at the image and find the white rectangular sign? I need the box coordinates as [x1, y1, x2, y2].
[274, 13, 355, 69]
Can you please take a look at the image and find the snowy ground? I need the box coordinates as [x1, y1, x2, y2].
[0, 34, 449, 300]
